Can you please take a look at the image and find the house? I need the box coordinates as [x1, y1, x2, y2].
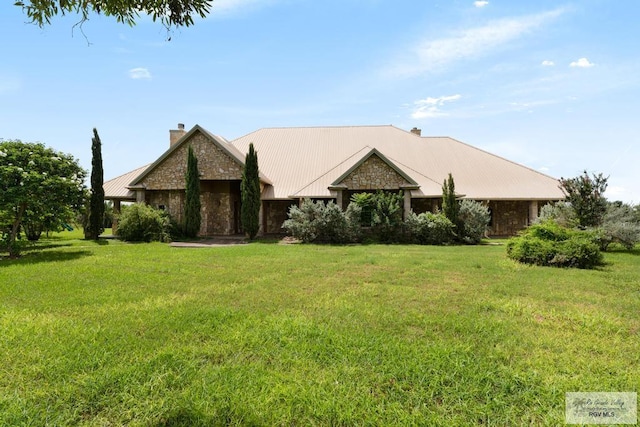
[103, 123, 565, 236]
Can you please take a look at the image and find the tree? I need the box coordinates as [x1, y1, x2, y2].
[15, 0, 212, 31]
[441, 173, 460, 232]
[0, 140, 86, 257]
[241, 143, 261, 240]
[183, 146, 201, 238]
[86, 128, 105, 240]
[559, 171, 608, 228]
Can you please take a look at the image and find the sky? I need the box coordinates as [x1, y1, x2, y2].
[1, 0, 639, 203]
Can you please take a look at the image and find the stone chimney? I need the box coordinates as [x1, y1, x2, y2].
[410, 127, 422, 136]
[169, 123, 186, 147]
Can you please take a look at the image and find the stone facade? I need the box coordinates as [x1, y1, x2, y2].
[140, 133, 243, 190]
[140, 131, 244, 235]
[487, 200, 531, 236]
[264, 200, 296, 234]
[411, 198, 440, 214]
[339, 155, 410, 190]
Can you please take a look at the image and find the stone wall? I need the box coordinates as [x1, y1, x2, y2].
[488, 200, 530, 236]
[147, 190, 184, 223]
[141, 131, 245, 236]
[340, 155, 409, 190]
[140, 132, 243, 190]
[411, 198, 440, 214]
[264, 200, 296, 234]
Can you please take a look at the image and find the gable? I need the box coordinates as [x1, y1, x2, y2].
[334, 151, 416, 190]
[135, 129, 244, 190]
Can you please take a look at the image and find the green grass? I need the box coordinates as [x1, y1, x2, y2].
[1, 233, 638, 426]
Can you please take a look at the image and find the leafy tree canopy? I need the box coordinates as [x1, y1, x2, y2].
[559, 170, 608, 228]
[15, 0, 212, 30]
[0, 140, 86, 256]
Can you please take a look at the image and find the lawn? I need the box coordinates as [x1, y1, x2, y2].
[0, 233, 638, 426]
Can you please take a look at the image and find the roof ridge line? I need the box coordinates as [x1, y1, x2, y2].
[290, 146, 373, 196]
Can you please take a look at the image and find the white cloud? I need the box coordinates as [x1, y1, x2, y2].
[570, 57, 594, 68]
[541, 60, 555, 66]
[211, 0, 278, 15]
[129, 67, 152, 79]
[388, 8, 565, 77]
[474, 1, 489, 8]
[411, 94, 462, 119]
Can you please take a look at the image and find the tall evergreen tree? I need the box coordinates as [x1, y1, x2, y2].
[86, 128, 105, 240]
[442, 173, 460, 232]
[183, 145, 201, 237]
[241, 143, 261, 240]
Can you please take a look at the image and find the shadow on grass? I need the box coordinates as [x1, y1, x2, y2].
[0, 250, 92, 266]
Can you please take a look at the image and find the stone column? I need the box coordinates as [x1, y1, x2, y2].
[112, 200, 121, 234]
[335, 189, 343, 209]
[403, 190, 412, 220]
[258, 201, 264, 236]
[135, 189, 146, 203]
[529, 200, 539, 224]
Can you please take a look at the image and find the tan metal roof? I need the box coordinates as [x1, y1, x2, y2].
[230, 125, 564, 200]
[103, 164, 150, 200]
[105, 125, 565, 202]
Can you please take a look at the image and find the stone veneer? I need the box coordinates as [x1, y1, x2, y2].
[264, 200, 296, 234]
[140, 132, 243, 190]
[141, 131, 244, 235]
[339, 155, 410, 190]
[488, 200, 531, 236]
[411, 198, 440, 214]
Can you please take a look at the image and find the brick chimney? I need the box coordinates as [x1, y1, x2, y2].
[410, 127, 422, 136]
[169, 123, 186, 147]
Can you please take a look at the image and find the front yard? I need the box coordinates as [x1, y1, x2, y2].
[0, 234, 638, 425]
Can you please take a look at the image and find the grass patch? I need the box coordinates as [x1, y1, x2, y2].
[1, 235, 638, 425]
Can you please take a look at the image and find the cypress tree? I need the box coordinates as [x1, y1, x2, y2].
[241, 143, 261, 240]
[442, 173, 460, 232]
[184, 145, 201, 237]
[87, 128, 105, 240]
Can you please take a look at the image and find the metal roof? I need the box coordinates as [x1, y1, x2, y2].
[104, 124, 565, 202]
[103, 164, 150, 200]
[231, 125, 565, 200]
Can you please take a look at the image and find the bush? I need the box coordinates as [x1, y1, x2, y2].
[404, 211, 455, 245]
[282, 199, 360, 243]
[116, 204, 170, 242]
[370, 191, 404, 243]
[596, 203, 640, 250]
[458, 200, 490, 244]
[536, 201, 577, 228]
[506, 220, 603, 269]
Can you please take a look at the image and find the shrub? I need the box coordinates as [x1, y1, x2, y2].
[458, 200, 490, 244]
[506, 220, 603, 269]
[282, 199, 360, 243]
[349, 191, 404, 243]
[536, 201, 577, 228]
[596, 203, 640, 250]
[404, 211, 455, 245]
[116, 204, 170, 242]
[370, 191, 404, 243]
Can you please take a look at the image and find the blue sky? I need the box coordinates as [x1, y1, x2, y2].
[2, 0, 639, 203]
